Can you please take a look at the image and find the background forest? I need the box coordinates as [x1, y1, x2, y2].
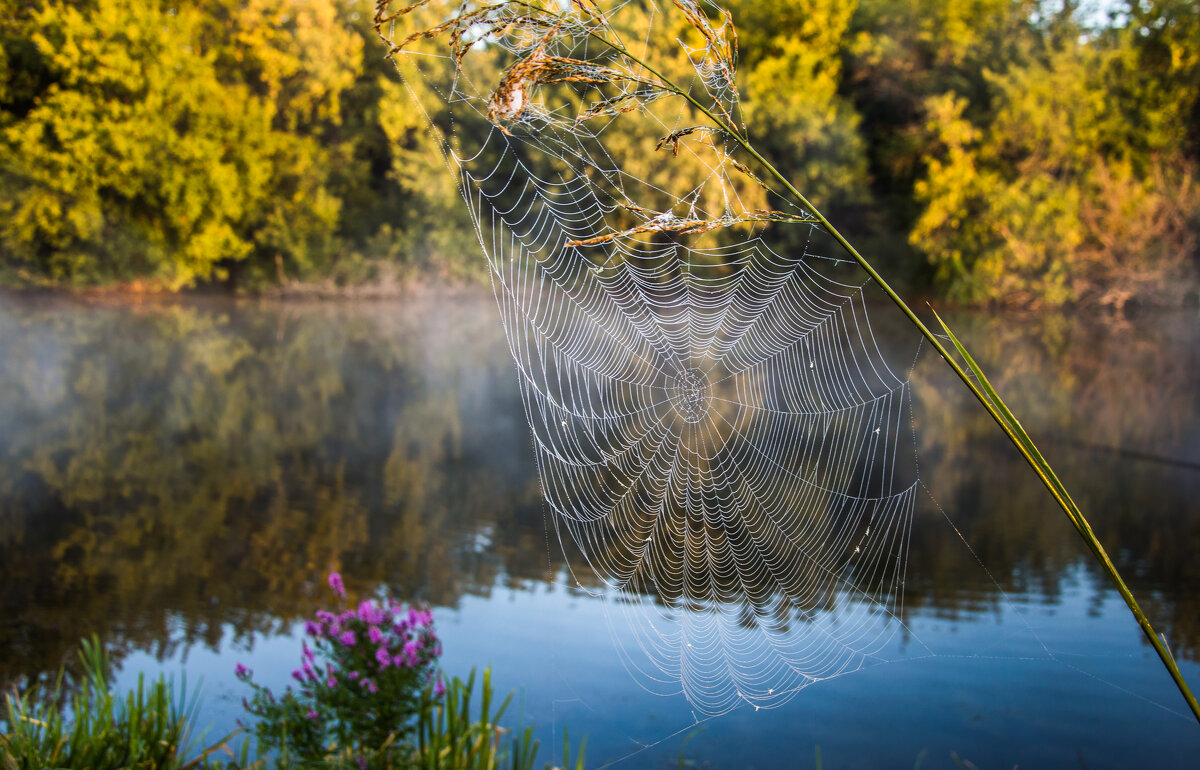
[0, 0, 1196, 307]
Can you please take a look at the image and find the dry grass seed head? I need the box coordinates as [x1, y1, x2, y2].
[566, 206, 817, 246]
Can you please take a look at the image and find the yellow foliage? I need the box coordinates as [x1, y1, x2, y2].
[0, 0, 368, 288]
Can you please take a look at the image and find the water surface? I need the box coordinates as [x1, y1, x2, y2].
[1, 290, 1197, 767]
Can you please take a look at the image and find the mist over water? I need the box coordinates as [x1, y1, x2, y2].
[0, 290, 1197, 767]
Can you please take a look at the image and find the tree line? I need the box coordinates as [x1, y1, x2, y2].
[0, 0, 1196, 306]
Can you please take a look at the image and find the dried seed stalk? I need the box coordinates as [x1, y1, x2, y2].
[566, 207, 817, 247]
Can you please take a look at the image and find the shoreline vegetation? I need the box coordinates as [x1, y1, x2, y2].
[3, 280, 1195, 326]
[0, 0, 1196, 308]
[1, 577, 582, 770]
[0, 276, 496, 304]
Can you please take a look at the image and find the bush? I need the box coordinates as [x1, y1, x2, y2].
[1, 577, 578, 769]
[237, 572, 442, 767]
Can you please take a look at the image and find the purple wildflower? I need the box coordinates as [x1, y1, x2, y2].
[326, 675, 338, 688]
[312, 609, 336, 633]
[328, 572, 345, 599]
[292, 669, 305, 683]
[376, 646, 391, 668]
[306, 710, 319, 720]
[348, 670, 360, 681]
[356, 757, 367, 770]
[304, 620, 321, 636]
[339, 630, 356, 647]
[368, 626, 384, 645]
[366, 680, 379, 694]
[434, 676, 446, 698]
[235, 663, 249, 679]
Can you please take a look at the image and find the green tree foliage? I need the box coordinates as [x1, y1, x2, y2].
[844, 0, 1028, 211]
[374, 20, 486, 283]
[0, 0, 353, 288]
[724, 0, 867, 209]
[0, 0, 1196, 304]
[910, 85, 1086, 305]
[908, 2, 1200, 306]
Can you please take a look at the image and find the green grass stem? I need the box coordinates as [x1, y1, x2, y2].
[417, 668, 568, 770]
[0, 636, 241, 769]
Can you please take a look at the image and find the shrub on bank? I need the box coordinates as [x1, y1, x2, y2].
[1, 573, 579, 769]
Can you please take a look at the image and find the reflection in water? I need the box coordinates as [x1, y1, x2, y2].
[0, 291, 550, 690]
[0, 292, 1198, 759]
[903, 308, 1200, 659]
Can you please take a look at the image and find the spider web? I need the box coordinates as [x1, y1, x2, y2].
[377, 0, 925, 716]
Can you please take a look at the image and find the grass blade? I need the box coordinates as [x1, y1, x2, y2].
[931, 310, 1200, 723]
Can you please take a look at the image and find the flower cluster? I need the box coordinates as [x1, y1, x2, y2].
[237, 573, 443, 766]
[295, 572, 442, 698]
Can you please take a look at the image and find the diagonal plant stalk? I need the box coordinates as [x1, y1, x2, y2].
[702, 79, 1200, 731]
[639, 46, 1200, 728]
[377, 0, 1200, 724]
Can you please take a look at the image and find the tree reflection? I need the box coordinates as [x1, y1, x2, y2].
[900, 308, 1200, 658]
[0, 295, 1196, 693]
[0, 292, 549, 688]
